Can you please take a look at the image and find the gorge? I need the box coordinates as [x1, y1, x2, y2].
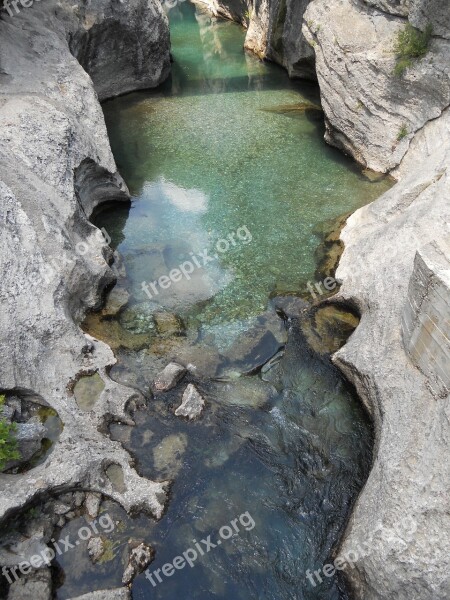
[0, 0, 448, 599]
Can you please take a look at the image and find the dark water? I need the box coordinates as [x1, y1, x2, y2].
[57, 3, 392, 599]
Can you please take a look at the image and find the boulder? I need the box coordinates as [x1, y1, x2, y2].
[122, 542, 154, 585]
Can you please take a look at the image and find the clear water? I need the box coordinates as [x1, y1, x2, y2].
[66, 3, 392, 599]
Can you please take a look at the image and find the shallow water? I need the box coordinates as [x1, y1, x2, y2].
[61, 3, 393, 599]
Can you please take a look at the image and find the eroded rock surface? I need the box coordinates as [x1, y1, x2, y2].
[0, 0, 171, 547]
[333, 107, 450, 599]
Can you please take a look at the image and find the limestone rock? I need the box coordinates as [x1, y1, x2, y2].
[152, 362, 187, 393]
[0, 0, 170, 528]
[175, 385, 205, 420]
[87, 537, 105, 564]
[4, 420, 46, 470]
[333, 107, 450, 599]
[303, 0, 450, 172]
[7, 568, 52, 600]
[122, 542, 154, 585]
[68, 590, 130, 600]
[84, 493, 102, 520]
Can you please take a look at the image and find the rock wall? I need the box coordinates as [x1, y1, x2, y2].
[303, 0, 450, 172]
[332, 106, 450, 600]
[194, 0, 316, 78]
[0, 0, 170, 528]
[402, 240, 450, 398]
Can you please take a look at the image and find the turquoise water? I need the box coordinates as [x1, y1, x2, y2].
[62, 3, 392, 599]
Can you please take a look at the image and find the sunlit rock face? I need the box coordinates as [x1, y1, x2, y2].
[333, 107, 450, 600]
[0, 0, 171, 533]
[195, 0, 315, 79]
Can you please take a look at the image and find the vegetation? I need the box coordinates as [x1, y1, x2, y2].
[0, 394, 20, 470]
[397, 123, 408, 141]
[393, 23, 433, 76]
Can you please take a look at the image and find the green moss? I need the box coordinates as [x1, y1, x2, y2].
[0, 394, 20, 470]
[393, 23, 432, 76]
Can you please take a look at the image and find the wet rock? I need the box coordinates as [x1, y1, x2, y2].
[271, 296, 309, 319]
[101, 286, 130, 318]
[85, 493, 102, 520]
[87, 537, 105, 563]
[153, 311, 185, 337]
[220, 312, 287, 375]
[301, 304, 360, 355]
[7, 568, 52, 600]
[5, 420, 46, 470]
[0, 534, 48, 568]
[119, 303, 157, 335]
[73, 373, 105, 412]
[210, 377, 275, 409]
[122, 542, 155, 585]
[175, 385, 205, 420]
[152, 362, 187, 394]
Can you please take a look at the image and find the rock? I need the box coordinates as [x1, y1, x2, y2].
[73, 492, 86, 508]
[68, 590, 130, 600]
[122, 542, 155, 585]
[271, 295, 309, 319]
[101, 286, 130, 318]
[53, 502, 72, 516]
[153, 311, 186, 337]
[7, 568, 52, 600]
[197, 0, 315, 79]
[303, 0, 450, 172]
[4, 420, 46, 470]
[219, 312, 287, 375]
[175, 385, 205, 420]
[333, 107, 450, 599]
[87, 537, 105, 563]
[84, 493, 102, 520]
[152, 362, 187, 393]
[0, 0, 170, 527]
[152, 433, 188, 478]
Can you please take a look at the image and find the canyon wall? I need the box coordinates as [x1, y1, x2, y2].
[0, 0, 170, 545]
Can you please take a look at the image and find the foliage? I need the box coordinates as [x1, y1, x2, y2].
[397, 123, 408, 141]
[0, 395, 20, 470]
[393, 23, 433, 76]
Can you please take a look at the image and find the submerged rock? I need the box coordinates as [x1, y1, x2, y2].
[69, 589, 130, 600]
[175, 384, 205, 420]
[152, 362, 187, 393]
[153, 311, 186, 337]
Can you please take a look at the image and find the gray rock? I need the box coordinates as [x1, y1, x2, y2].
[101, 286, 130, 318]
[6, 568, 52, 600]
[0, 0, 170, 526]
[175, 385, 206, 420]
[152, 362, 187, 393]
[303, 0, 450, 172]
[53, 502, 72, 516]
[4, 420, 46, 470]
[122, 542, 154, 585]
[87, 537, 105, 564]
[84, 493, 102, 520]
[68, 590, 130, 600]
[333, 107, 450, 599]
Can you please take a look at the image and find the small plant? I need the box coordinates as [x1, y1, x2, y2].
[0, 395, 20, 470]
[397, 123, 408, 141]
[393, 23, 433, 76]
